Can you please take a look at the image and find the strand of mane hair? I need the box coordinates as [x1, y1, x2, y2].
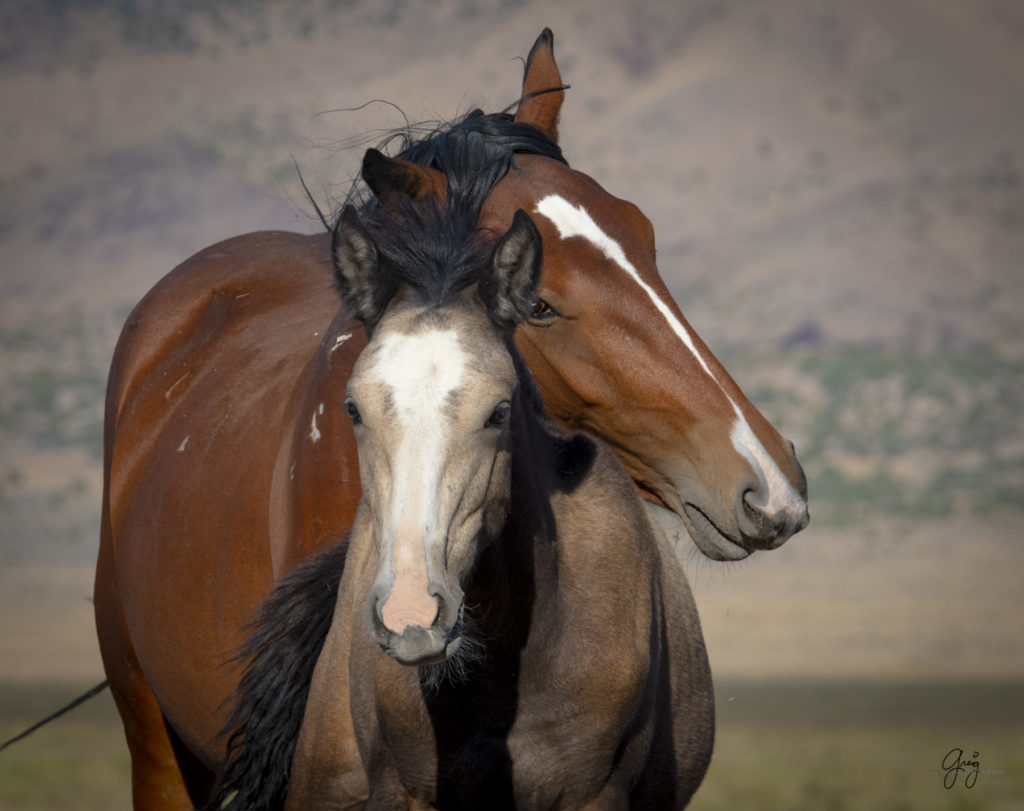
[202, 539, 349, 811]
[336, 105, 565, 229]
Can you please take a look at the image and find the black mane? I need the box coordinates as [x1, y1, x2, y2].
[392, 108, 565, 210]
[205, 107, 564, 811]
[351, 108, 564, 308]
[203, 540, 348, 811]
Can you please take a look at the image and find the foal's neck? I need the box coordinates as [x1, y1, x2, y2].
[467, 382, 597, 641]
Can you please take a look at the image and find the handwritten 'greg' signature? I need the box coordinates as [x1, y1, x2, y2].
[942, 748, 980, 789]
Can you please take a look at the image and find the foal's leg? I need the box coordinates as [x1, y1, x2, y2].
[286, 606, 369, 810]
[94, 529, 208, 809]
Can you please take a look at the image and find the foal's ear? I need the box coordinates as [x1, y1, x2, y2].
[513, 28, 565, 144]
[481, 210, 542, 328]
[361, 149, 448, 209]
[332, 205, 393, 326]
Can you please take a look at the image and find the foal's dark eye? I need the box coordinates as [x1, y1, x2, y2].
[485, 402, 511, 430]
[345, 399, 362, 425]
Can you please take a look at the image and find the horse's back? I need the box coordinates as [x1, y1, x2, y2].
[99, 229, 349, 760]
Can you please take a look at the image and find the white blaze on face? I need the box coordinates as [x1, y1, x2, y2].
[730, 419, 804, 519]
[534, 194, 803, 516]
[535, 195, 719, 383]
[368, 329, 466, 633]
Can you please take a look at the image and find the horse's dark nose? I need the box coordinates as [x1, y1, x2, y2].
[736, 458, 810, 551]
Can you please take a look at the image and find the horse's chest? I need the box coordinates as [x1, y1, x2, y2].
[385, 679, 638, 811]
[409, 685, 645, 808]
[506, 695, 643, 805]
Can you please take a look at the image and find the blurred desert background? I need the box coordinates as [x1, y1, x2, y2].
[1, 0, 1022, 808]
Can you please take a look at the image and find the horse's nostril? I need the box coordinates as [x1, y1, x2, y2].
[741, 490, 772, 531]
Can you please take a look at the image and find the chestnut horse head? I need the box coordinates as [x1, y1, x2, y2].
[392, 30, 808, 560]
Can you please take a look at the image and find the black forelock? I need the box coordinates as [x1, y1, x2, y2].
[359, 191, 494, 308]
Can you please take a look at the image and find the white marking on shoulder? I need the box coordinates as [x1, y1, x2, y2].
[165, 370, 190, 401]
[309, 409, 322, 443]
[177, 436, 189, 452]
[329, 332, 353, 356]
[535, 195, 720, 385]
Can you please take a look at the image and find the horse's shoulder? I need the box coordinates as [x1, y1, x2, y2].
[106, 231, 334, 408]
[582, 436, 648, 520]
[545, 427, 656, 568]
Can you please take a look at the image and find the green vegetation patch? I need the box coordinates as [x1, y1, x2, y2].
[0, 313, 109, 459]
[724, 344, 1024, 524]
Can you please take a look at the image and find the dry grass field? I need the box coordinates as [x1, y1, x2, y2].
[2, 678, 1022, 810]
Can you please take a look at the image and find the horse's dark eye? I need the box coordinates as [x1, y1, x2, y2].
[485, 402, 511, 430]
[529, 297, 558, 324]
[345, 399, 362, 425]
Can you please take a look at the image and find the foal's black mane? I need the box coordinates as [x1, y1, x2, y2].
[204, 106, 564, 811]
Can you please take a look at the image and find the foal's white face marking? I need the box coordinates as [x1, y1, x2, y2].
[371, 330, 466, 424]
[365, 328, 467, 633]
[534, 194, 803, 516]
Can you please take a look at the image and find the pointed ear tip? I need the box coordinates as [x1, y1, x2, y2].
[526, 28, 556, 67]
[363, 147, 386, 165]
[360, 150, 387, 183]
[513, 208, 539, 232]
[529, 28, 553, 53]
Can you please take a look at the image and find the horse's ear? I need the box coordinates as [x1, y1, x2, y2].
[513, 28, 565, 143]
[481, 209, 542, 328]
[361, 149, 448, 209]
[332, 205, 393, 327]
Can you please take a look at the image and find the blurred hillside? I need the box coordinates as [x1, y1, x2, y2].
[0, 0, 1022, 685]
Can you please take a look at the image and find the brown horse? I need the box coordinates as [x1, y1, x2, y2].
[207, 164, 713, 809]
[95, 29, 805, 808]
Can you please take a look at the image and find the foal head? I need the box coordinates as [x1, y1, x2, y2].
[333, 156, 541, 665]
